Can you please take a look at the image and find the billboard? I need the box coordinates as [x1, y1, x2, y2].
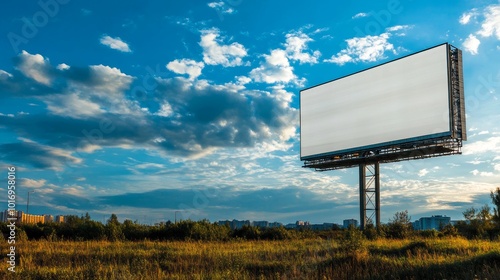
[300, 43, 466, 169]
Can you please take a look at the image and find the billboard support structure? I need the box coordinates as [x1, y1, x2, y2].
[359, 162, 380, 230]
[300, 43, 466, 230]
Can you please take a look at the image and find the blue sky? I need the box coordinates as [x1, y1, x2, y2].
[1, 0, 499, 225]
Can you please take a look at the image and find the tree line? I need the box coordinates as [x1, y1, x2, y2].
[2, 187, 500, 242]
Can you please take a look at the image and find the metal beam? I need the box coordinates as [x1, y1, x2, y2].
[359, 162, 380, 230]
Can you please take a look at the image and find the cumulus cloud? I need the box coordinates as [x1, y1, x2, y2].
[2, 51, 137, 119]
[250, 49, 300, 85]
[15, 50, 52, 85]
[0, 139, 82, 170]
[463, 34, 481, 55]
[57, 63, 70, 70]
[418, 169, 429, 177]
[463, 136, 500, 155]
[155, 102, 173, 117]
[477, 5, 500, 39]
[199, 28, 247, 67]
[0, 66, 297, 163]
[460, 9, 478, 25]
[284, 31, 321, 64]
[166, 59, 204, 80]
[21, 178, 47, 188]
[495, 164, 500, 172]
[100, 35, 132, 52]
[49, 64, 135, 117]
[325, 33, 395, 65]
[471, 169, 495, 177]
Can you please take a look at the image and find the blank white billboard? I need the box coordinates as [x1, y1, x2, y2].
[301, 44, 451, 160]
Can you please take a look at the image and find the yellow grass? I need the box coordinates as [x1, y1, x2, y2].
[1, 237, 499, 279]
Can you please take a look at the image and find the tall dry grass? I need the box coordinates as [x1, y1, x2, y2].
[0, 237, 499, 279]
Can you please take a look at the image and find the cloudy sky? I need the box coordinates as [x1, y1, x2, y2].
[1, 0, 499, 225]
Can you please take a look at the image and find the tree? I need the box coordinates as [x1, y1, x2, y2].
[459, 204, 494, 239]
[491, 187, 500, 223]
[105, 214, 124, 241]
[463, 207, 476, 222]
[387, 210, 413, 239]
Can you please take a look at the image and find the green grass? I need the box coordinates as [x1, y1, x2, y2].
[1, 237, 499, 279]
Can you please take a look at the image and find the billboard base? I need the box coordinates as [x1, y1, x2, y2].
[359, 162, 380, 230]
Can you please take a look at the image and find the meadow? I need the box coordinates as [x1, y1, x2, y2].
[1, 237, 500, 279]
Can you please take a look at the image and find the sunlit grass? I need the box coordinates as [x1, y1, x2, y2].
[0, 237, 499, 279]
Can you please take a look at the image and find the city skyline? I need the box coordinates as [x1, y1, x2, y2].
[1, 1, 500, 225]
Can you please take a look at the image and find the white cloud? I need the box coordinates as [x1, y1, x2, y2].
[44, 93, 104, 118]
[21, 178, 46, 188]
[44, 64, 136, 118]
[386, 25, 410, 32]
[236, 76, 251, 85]
[460, 9, 478, 25]
[352, 12, 368, 19]
[166, 59, 204, 80]
[463, 34, 481, 55]
[250, 49, 300, 85]
[325, 33, 394, 65]
[477, 5, 500, 39]
[471, 169, 495, 177]
[100, 35, 132, 52]
[284, 31, 321, 64]
[56, 63, 70, 70]
[463, 136, 500, 155]
[494, 164, 500, 171]
[156, 102, 173, 117]
[468, 159, 483, 165]
[199, 29, 247, 67]
[87, 65, 134, 95]
[418, 168, 429, 177]
[207, 1, 235, 14]
[0, 69, 13, 80]
[478, 130, 490, 135]
[16, 50, 52, 85]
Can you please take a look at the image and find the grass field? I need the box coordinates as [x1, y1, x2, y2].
[1, 237, 500, 279]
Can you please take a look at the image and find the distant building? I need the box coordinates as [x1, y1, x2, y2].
[55, 215, 65, 223]
[285, 223, 296, 229]
[310, 223, 338, 231]
[343, 219, 358, 229]
[1, 210, 65, 224]
[20, 212, 45, 224]
[1, 210, 22, 222]
[413, 215, 451, 230]
[216, 219, 251, 230]
[268, 222, 283, 228]
[217, 219, 283, 229]
[253, 221, 269, 228]
[44, 215, 54, 223]
[296, 220, 310, 227]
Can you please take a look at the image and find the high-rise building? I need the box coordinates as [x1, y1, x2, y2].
[343, 219, 358, 228]
[413, 215, 450, 230]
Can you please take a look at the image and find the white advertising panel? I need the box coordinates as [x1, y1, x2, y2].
[300, 44, 451, 159]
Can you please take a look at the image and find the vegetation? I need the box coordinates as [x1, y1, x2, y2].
[1, 237, 500, 279]
[0, 187, 499, 279]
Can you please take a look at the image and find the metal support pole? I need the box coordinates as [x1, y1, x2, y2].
[359, 164, 366, 230]
[375, 162, 380, 227]
[359, 162, 380, 230]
